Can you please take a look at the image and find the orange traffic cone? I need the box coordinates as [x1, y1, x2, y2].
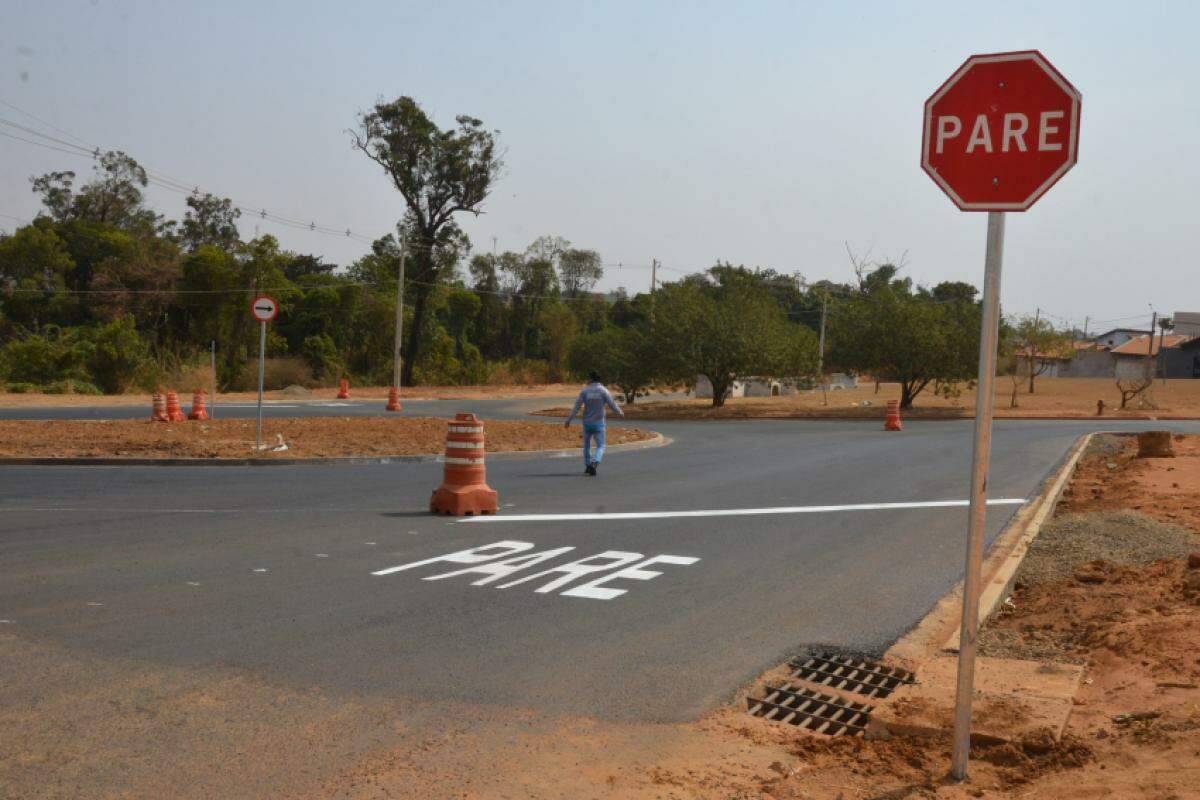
[188, 391, 209, 420]
[430, 413, 498, 516]
[884, 399, 902, 431]
[386, 386, 401, 412]
[151, 391, 168, 422]
[166, 390, 186, 422]
[337, 378, 350, 399]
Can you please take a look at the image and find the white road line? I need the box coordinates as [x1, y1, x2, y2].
[459, 498, 1026, 523]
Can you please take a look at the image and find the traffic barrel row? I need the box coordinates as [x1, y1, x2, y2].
[151, 391, 209, 422]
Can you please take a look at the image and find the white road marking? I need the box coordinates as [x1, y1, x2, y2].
[315, 553, 329, 558]
[365, 541, 377, 546]
[186, 582, 201, 586]
[459, 498, 1026, 523]
[86, 602, 103, 607]
[0, 619, 14, 623]
[253, 568, 268, 573]
[373, 541, 700, 600]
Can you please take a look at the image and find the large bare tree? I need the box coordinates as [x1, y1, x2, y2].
[351, 97, 501, 385]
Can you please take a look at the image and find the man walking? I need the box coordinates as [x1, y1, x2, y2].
[565, 371, 624, 476]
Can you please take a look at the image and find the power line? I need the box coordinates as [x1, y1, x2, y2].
[0, 102, 380, 246]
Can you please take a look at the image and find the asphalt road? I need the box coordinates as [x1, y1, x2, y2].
[4, 404, 1196, 726]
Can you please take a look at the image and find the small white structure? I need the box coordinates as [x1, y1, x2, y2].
[744, 378, 803, 397]
[825, 372, 858, 390]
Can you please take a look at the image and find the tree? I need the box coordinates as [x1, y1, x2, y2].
[559, 248, 603, 297]
[351, 96, 501, 385]
[180, 193, 241, 252]
[537, 301, 576, 382]
[653, 281, 818, 407]
[467, 253, 507, 359]
[32, 151, 163, 235]
[1012, 313, 1071, 394]
[569, 325, 657, 404]
[830, 268, 981, 409]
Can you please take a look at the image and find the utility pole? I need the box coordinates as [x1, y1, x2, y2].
[649, 258, 658, 324]
[1146, 310, 1158, 385]
[393, 240, 408, 393]
[818, 291, 829, 406]
[1082, 316, 1089, 340]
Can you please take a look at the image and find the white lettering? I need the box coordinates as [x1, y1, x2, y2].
[1038, 110, 1064, 151]
[372, 540, 533, 576]
[1001, 113, 1028, 152]
[561, 555, 701, 601]
[935, 116, 961, 154]
[965, 115, 993, 153]
[424, 547, 575, 586]
[497, 550, 645, 593]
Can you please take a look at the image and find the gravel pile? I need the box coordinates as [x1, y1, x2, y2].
[1014, 510, 1197, 587]
[1084, 432, 1129, 459]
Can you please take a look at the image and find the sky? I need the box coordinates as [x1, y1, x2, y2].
[2, 0, 1197, 333]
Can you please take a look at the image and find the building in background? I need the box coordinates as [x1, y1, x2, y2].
[1111, 334, 1195, 379]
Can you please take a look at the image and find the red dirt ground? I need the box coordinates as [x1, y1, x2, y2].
[0, 417, 654, 459]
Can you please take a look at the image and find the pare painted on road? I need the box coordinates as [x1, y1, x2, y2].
[371, 540, 699, 600]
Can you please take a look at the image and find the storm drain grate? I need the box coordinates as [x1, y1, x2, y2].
[746, 683, 873, 737]
[787, 653, 916, 699]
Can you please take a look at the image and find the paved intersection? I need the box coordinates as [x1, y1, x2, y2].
[4, 403, 1192, 723]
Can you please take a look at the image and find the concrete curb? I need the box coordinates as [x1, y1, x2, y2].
[866, 432, 1097, 744]
[0, 432, 670, 468]
[886, 431, 1095, 666]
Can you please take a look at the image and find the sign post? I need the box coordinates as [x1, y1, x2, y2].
[920, 50, 1080, 780]
[250, 295, 279, 450]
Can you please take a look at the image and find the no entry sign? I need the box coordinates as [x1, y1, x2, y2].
[250, 295, 278, 323]
[922, 51, 1081, 211]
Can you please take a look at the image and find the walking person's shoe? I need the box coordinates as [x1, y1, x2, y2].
[590, 461, 599, 476]
[585, 462, 597, 476]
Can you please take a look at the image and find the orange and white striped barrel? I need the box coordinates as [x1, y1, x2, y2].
[430, 412, 498, 516]
[165, 390, 186, 422]
[188, 391, 209, 420]
[151, 392, 168, 422]
[884, 399, 902, 431]
[337, 378, 350, 399]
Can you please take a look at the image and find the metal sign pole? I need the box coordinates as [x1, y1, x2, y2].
[255, 319, 266, 450]
[210, 340, 217, 420]
[950, 210, 1005, 779]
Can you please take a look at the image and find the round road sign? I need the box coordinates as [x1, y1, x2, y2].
[251, 295, 279, 323]
[921, 50, 1081, 211]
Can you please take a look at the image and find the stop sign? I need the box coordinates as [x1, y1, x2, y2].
[922, 51, 1081, 211]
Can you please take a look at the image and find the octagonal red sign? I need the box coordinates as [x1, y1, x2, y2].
[922, 51, 1081, 211]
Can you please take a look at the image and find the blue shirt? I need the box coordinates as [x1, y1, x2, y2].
[567, 382, 624, 426]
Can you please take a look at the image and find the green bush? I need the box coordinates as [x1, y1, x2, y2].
[5, 382, 39, 393]
[45, 379, 103, 395]
[1, 328, 92, 385]
[301, 333, 343, 384]
[87, 316, 151, 393]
